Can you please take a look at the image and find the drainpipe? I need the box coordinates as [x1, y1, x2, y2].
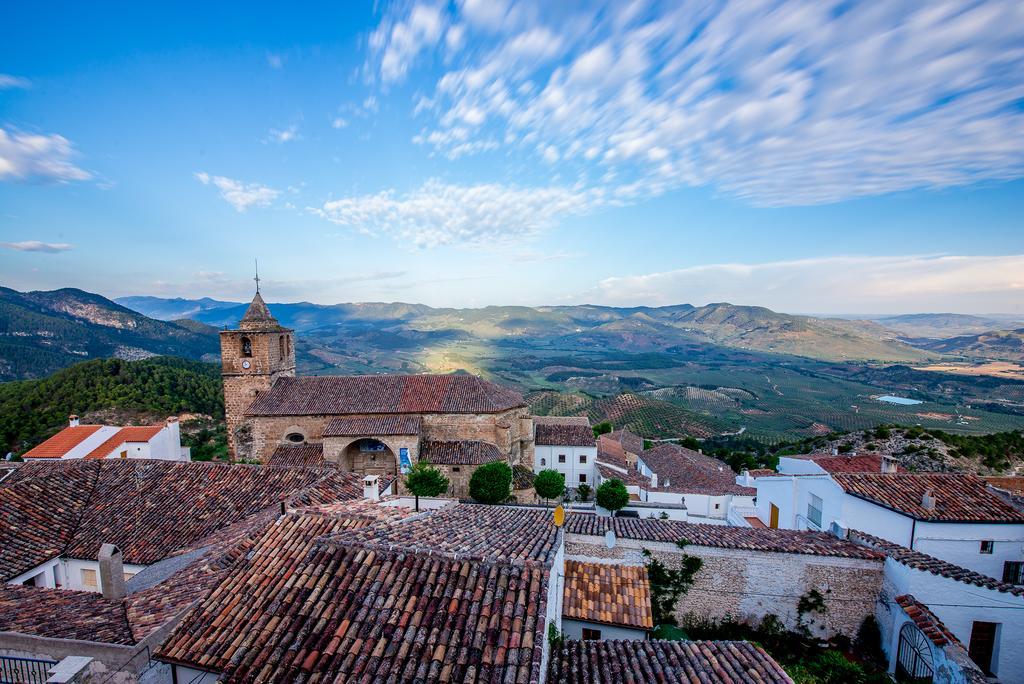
[909, 518, 917, 550]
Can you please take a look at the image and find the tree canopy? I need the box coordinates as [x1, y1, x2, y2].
[405, 460, 449, 511]
[596, 478, 630, 513]
[469, 461, 513, 504]
[534, 469, 565, 503]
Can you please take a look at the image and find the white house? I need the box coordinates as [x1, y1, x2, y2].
[755, 457, 1024, 581]
[21, 415, 189, 462]
[561, 559, 652, 641]
[533, 416, 597, 489]
[633, 443, 755, 522]
[851, 529, 1024, 682]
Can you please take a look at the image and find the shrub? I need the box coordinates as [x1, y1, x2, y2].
[576, 482, 592, 502]
[854, 616, 886, 667]
[405, 460, 449, 511]
[534, 469, 565, 504]
[469, 461, 513, 504]
[596, 478, 629, 514]
[592, 421, 613, 437]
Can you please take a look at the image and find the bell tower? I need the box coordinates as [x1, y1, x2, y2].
[220, 274, 295, 459]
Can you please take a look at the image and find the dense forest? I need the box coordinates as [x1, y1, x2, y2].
[0, 356, 223, 455]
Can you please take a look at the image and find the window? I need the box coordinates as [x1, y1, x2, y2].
[980, 540, 994, 554]
[579, 454, 587, 464]
[558, 454, 566, 464]
[279, 336, 285, 358]
[807, 494, 823, 528]
[540, 458, 546, 466]
[119, 450, 128, 459]
[286, 335, 292, 356]
[452, 467, 461, 472]
[581, 628, 602, 641]
[714, 502, 721, 510]
[81, 568, 97, 590]
[285, 433, 305, 443]
[969, 621, 999, 676]
[1003, 561, 1024, 585]
[579, 473, 587, 483]
[241, 336, 253, 357]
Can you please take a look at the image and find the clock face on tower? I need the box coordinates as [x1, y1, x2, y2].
[242, 360, 251, 369]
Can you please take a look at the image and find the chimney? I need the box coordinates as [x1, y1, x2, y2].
[363, 474, 380, 502]
[69, 415, 80, 428]
[881, 456, 898, 474]
[831, 446, 838, 456]
[650, 473, 658, 488]
[98, 543, 126, 600]
[166, 416, 181, 455]
[921, 488, 937, 512]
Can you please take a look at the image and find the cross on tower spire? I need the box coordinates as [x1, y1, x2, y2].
[254, 259, 261, 294]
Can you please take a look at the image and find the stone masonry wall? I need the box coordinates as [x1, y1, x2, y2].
[566, 534, 883, 638]
[221, 329, 295, 459]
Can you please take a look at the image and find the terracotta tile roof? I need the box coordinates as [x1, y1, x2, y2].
[267, 442, 326, 467]
[0, 460, 373, 580]
[245, 374, 525, 416]
[894, 595, 962, 648]
[639, 444, 754, 496]
[0, 583, 134, 644]
[833, 472, 1024, 522]
[21, 424, 104, 459]
[596, 463, 649, 487]
[984, 476, 1024, 495]
[563, 561, 652, 630]
[420, 439, 505, 465]
[332, 503, 561, 565]
[808, 454, 895, 474]
[549, 640, 793, 684]
[849, 530, 1024, 597]
[606, 429, 644, 456]
[323, 414, 422, 437]
[536, 422, 596, 447]
[82, 425, 165, 460]
[566, 514, 882, 560]
[746, 468, 777, 477]
[157, 505, 550, 683]
[512, 464, 535, 490]
[596, 437, 629, 468]
[0, 460, 96, 579]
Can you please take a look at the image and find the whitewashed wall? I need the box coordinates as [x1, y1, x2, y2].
[535, 445, 597, 488]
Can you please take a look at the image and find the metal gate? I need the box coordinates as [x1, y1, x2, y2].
[0, 656, 57, 684]
[896, 622, 934, 683]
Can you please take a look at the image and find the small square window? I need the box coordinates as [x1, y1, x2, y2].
[581, 628, 602, 641]
[980, 540, 994, 554]
[579, 473, 587, 483]
[452, 467, 461, 472]
[579, 455, 587, 464]
[558, 454, 566, 464]
[81, 568, 97, 590]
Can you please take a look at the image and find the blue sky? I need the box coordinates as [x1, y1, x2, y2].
[1, 0, 1022, 314]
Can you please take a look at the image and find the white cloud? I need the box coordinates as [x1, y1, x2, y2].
[331, 117, 349, 129]
[0, 127, 91, 182]
[314, 179, 599, 248]
[0, 74, 31, 89]
[266, 125, 300, 144]
[194, 172, 280, 212]
[374, 0, 1024, 206]
[369, 3, 446, 83]
[583, 255, 1024, 314]
[1, 241, 73, 253]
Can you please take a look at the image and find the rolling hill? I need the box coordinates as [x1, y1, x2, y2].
[0, 287, 219, 380]
[906, 328, 1024, 362]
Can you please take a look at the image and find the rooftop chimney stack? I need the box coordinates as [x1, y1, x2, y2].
[921, 488, 937, 512]
[98, 543, 127, 600]
[881, 456, 898, 474]
[363, 474, 380, 502]
[69, 415, 80, 428]
[831, 447, 838, 456]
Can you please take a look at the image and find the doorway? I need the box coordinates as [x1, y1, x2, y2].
[769, 503, 780, 528]
[969, 621, 998, 675]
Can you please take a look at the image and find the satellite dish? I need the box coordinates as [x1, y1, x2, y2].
[553, 505, 565, 528]
[604, 529, 616, 549]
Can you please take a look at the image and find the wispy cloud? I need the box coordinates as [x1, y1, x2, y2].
[1, 240, 73, 253]
[312, 179, 600, 248]
[369, 0, 1024, 206]
[581, 255, 1024, 314]
[0, 127, 91, 182]
[0, 74, 31, 89]
[266, 124, 300, 144]
[194, 171, 280, 212]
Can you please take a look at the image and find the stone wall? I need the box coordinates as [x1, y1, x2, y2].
[566, 534, 883, 638]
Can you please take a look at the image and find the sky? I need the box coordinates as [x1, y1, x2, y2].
[1, 0, 1023, 315]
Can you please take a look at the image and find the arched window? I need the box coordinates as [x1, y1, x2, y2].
[241, 337, 252, 357]
[896, 623, 934, 682]
[286, 335, 292, 356]
[279, 336, 285, 359]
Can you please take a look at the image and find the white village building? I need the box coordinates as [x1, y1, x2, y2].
[532, 416, 598, 488]
[21, 415, 188, 462]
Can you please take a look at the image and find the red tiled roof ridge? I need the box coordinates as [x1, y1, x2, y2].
[849, 529, 1024, 597]
[21, 424, 106, 459]
[82, 425, 165, 460]
[894, 594, 962, 648]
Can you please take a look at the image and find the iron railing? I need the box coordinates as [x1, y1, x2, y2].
[0, 656, 57, 684]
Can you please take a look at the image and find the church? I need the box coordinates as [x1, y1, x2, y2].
[220, 290, 537, 496]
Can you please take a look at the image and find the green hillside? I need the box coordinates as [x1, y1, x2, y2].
[0, 356, 223, 455]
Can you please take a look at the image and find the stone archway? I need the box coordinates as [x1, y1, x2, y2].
[342, 438, 398, 478]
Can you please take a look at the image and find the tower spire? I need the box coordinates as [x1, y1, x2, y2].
[254, 258, 261, 294]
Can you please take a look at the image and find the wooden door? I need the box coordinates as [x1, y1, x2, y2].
[969, 621, 998, 675]
[769, 503, 780, 529]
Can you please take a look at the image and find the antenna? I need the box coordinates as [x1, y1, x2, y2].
[254, 259, 261, 294]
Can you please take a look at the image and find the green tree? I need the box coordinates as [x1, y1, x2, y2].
[576, 482, 592, 502]
[405, 459, 449, 511]
[534, 469, 565, 505]
[592, 421, 613, 437]
[596, 478, 629, 515]
[469, 461, 513, 504]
